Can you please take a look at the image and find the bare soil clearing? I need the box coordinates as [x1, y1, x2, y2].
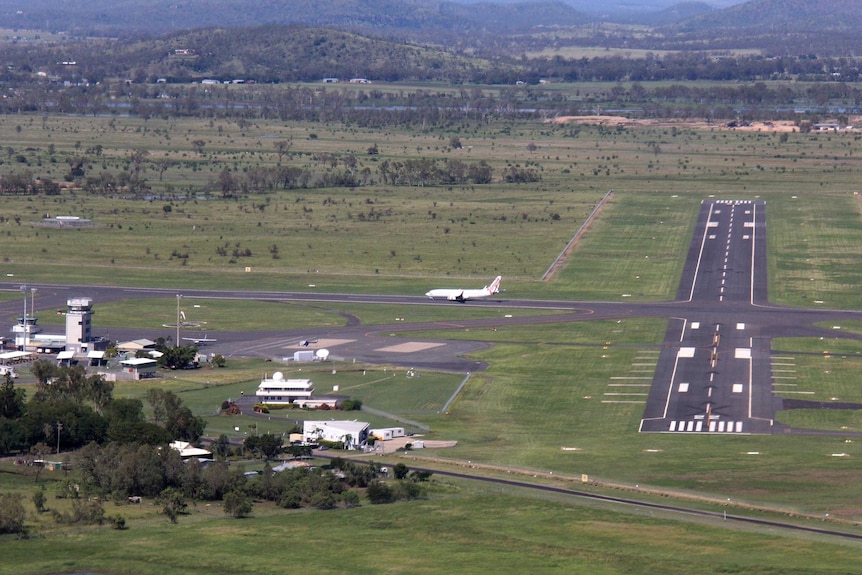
[551, 115, 805, 132]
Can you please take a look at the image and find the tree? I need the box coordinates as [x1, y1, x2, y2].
[166, 405, 206, 441]
[30, 442, 54, 482]
[155, 343, 198, 370]
[223, 490, 253, 518]
[0, 493, 26, 536]
[146, 388, 205, 441]
[274, 139, 292, 163]
[0, 418, 26, 455]
[85, 375, 114, 415]
[30, 359, 58, 386]
[152, 157, 175, 181]
[147, 388, 180, 425]
[285, 444, 312, 459]
[244, 432, 282, 460]
[32, 486, 47, 513]
[157, 487, 187, 524]
[392, 462, 409, 480]
[0, 373, 25, 419]
[212, 434, 231, 459]
[129, 148, 149, 178]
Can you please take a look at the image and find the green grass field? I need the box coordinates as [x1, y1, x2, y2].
[2, 480, 861, 575]
[4, 110, 862, 571]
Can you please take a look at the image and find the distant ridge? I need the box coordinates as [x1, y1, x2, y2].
[0, 0, 591, 38]
[668, 0, 862, 32]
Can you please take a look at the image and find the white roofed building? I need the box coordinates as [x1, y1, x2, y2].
[119, 357, 158, 379]
[303, 420, 369, 450]
[256, 373, 314, 405]
[170, 441, 212, 461]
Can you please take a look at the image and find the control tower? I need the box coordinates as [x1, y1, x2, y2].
[65, 297, 94, 355]
[12, 315, 42, 351]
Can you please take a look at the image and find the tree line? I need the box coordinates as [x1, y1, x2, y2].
[2, 75, 861, 127]
[0, 364, 205, 456]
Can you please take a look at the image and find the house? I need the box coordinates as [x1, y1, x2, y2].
[322, 77, 339, 83]
[303, 420, 369, 450]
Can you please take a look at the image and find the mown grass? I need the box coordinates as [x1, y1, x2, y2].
[1, 480, 861, 575]
[33, 298, 565, 330]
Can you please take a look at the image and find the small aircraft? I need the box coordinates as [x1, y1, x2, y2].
[182, 334, 218, 345]
[299, 338, 319, 347]
[425, 276, 502, 302]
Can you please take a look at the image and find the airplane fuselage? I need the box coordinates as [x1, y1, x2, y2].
[425, 276, 501, 302]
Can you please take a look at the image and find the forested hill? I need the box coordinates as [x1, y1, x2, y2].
[16, 25, 523, 84]
[670, 0, 862, 32]
[0, 0, 591, 38]
[656, 0, 862, 55]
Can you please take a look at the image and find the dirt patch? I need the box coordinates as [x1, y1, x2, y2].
[376, 342, 445, 353]
[377, 436, 457, 454]
[550, 115, 803, 132]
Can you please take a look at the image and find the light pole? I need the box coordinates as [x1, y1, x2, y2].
[176, 294, 182, 347]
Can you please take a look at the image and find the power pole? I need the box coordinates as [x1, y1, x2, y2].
[56, 421, 63, 454]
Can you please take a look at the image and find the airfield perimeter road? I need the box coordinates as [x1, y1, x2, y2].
[2, 199, 862, 434]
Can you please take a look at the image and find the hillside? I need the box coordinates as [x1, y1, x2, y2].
[55, 25, 521, 84]
[0, 0, 590, 38]
[671, 0, 862, 32]
[652, 0, 862, 55]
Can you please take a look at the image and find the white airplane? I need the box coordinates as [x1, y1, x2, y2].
[425, 276, 502, 302]
[182, 334, 217, 345]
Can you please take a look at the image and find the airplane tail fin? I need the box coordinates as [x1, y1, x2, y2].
[486, 276, 502, 294]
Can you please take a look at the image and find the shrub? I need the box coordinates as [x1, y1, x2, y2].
[366, 480, 395, 504]
[223, 490, 253, 518]
[108, 514, 127, 530]
[0, 493, 26, 535]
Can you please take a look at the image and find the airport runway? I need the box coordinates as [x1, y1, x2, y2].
[640, 200, 776, 433]
[2, 198, 862, 434]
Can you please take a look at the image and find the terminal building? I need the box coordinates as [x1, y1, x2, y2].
[255, 373, 343, 409]
[256, 373, 315, 404]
